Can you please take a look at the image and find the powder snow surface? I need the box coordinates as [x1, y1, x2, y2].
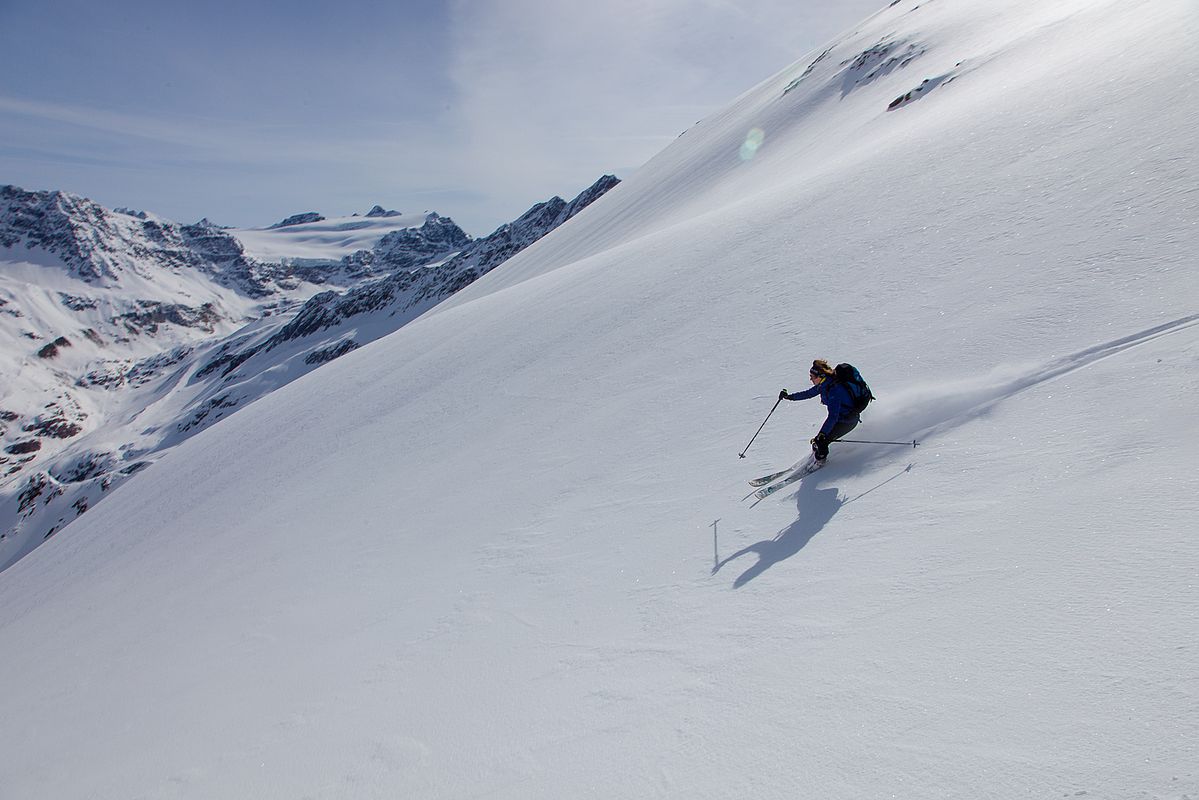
[1, 1, 1197, 798]
[231, 212, 433, 262]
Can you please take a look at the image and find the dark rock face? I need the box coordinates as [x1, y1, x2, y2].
[268, 212, 325, 229]
[370, 213, 472, 270]
[37, 336, 72, 359]
[0, 186, 116, 280]
[113, 301, 223, 336]
[305, 339, 359, 365]
[0, 185, 278, 295]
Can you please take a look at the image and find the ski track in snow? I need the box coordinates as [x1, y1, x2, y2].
[865, 313, 1199, 457]
[729, 314, 1199, 586]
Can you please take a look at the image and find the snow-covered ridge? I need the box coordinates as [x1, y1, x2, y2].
[233, 209, 443, 264]
[0, 175, 619, 570]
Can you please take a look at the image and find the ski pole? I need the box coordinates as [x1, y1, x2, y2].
[739, 397, 782, 458]
[835, 438, 920, 448]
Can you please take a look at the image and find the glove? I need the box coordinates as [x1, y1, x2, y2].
[779, 389, 790, 400]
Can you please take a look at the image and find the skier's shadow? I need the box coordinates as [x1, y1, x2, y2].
[716, 478, 843, 588]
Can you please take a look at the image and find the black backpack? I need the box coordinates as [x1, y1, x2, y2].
[833, 363, 874, 414]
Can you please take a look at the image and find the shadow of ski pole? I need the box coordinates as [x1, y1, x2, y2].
[842, 464, 913, 506]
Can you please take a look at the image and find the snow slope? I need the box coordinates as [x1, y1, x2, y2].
[1, 1, 1197, 798]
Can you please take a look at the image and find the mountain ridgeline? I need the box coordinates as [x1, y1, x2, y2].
[0, 175, 619, 571]
[0, 185, 278, 294]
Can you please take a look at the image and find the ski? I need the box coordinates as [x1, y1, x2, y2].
[748, 463, 801, 487]
[752, 458, 824, 500]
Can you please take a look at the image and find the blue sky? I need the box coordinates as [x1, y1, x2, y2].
[0, 0, 883, 236]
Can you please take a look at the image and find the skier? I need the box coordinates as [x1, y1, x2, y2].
[779, 359, 861, 463]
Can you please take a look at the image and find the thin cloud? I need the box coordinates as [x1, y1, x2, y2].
[0, 94, 460, 172]
[0, 95, 228, 150]
[1, 1, 887, 233]
[442, 0, 884, 224]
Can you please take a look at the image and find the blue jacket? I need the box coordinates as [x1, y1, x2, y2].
[785, 380, 859, 437]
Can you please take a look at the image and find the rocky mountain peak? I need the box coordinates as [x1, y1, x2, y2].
[268, 212, 326, 229]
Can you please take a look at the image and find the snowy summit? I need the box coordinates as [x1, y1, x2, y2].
[1, 1, 1197, 798]
[234, 209, 436, 264]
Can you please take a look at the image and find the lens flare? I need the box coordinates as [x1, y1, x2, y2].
[739, 128, 766, 161]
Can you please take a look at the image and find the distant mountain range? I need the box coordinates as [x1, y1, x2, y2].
[0, 175, 619, 570]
